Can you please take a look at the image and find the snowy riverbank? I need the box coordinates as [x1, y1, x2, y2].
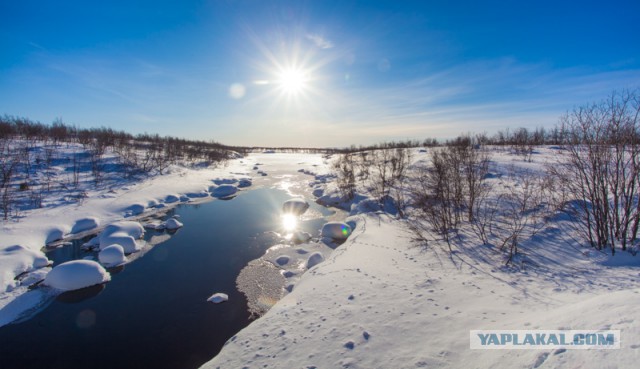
[0, 152, 329, 326]
[2, 149, 639, 369]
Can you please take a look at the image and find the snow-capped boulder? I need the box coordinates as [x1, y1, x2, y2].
[164, 194, 180, 203]
[98, 221, 144, 253]
[207, 292, 228, 303]
[282, 198, 310, 216]
[321, 222, 352, 240]
[98, 245, 127, 267]
[43, 260, 110, 291]
[238, 179, 252, 188]
[293, 231, 312, 243]
[45, 226, 69, 245]
[124, 203, 145, 217]
[164, 218, 184, 230]
[211, 185, 238, 198]
[306, 252, 325, 269]
[71, 217, 99, 234]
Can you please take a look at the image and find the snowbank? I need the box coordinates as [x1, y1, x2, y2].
[0, 245, 50, 292]
[43, 260, 110, 291]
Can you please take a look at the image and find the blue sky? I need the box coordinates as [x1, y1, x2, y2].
[1, 0, 639, 147]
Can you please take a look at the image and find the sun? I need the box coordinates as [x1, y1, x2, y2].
[277, 68, 308, 95]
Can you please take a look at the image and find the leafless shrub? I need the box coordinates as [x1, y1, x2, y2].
[550, 89, 640, 254]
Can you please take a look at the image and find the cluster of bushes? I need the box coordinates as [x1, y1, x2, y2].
[331, 89, 640, 260]
[0, 116, 235, 220]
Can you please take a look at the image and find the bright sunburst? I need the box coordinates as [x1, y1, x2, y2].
[277, 68, 308, 95]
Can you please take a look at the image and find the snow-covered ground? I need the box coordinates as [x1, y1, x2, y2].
[204, 147, 640, 369]
[2, 147, 639, 368]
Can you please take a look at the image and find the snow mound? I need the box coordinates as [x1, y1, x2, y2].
[98, 245, 127, 267]
[211, 185, 238, 198]
[164, 194, 180, 203]
[43, 260, 110, 291]
[45, 226, 69, 245]
[0, 245, 50, 292]
[164, 218, 184, 230]
[207, 292, 228, 303]
[306, 252, 324, 268]
[282, 198, 310, 216]
[238, 179, 252, 188]
[321, 222, 352, 240]
[98, 221, 145, 253]
[71, 217, 99, 234]
[124, 203, 145, 217]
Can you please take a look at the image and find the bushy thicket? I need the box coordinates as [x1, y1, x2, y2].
[0, 116, 235, 220]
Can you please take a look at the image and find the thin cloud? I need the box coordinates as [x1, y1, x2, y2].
[306, 34, 334, 49]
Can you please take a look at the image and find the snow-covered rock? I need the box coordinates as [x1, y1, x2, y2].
[211, 185, 238, 198]
[124, 203, 145, 217]
[207, 292, 228, 303]
[43, 260, 110, 291]
[321, 222, 352, 240]
[164, 218, 184, 230]
[71, 217, 99, 234]
[282, 198, 310, 216]
[164, 194, 180, 203]
[98, 245, 127, 267]
[98, 221, 145, 253]
[238, 179, 252, 188]
[45, 226, 69, 245]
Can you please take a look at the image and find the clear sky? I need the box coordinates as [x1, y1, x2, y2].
[1, 0, 639, 147]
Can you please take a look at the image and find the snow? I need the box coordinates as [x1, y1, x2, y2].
[321, 222, 352, 239]
[0, 245, 49, 292]
[1, 147, 638, 368]
[207, 292, 228, 303]
[43, 260, 110, 291]
[282, 198, 310, 215]
[306, 252, 324, 269]
[98, 221, 145, 253]
[98, 245, 127, 267]
[70, 217, 99, 234]
[211, 184, 238, 198]
[164, 218, 184, 230]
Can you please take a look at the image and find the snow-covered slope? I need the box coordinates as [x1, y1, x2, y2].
[205, 212, 639, 368]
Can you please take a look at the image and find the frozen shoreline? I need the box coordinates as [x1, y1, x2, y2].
[0, 152, 330, 326]
[2, 150, 639, 369]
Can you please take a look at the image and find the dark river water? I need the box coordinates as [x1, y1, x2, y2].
[0, 188, 333, 369]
